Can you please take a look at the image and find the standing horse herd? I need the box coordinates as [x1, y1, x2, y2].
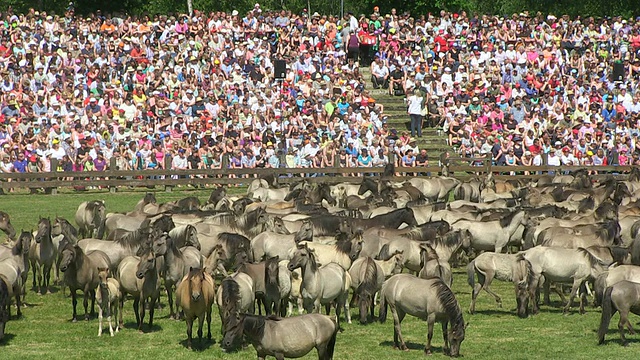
[3, 168, 640, 357]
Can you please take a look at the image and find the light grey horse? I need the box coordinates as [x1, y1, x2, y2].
[29, 218, 56, 294]
[287, 243, 351, 330]
[75, 200, 106, 239]
[251, 219, 312, 261]
[0, 231, 31, 317]
[418, 244, 453, 287]
[117, 248, 161, 332]
[467, 252, 519, 314]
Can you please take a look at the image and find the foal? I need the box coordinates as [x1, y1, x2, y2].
[95, 268, 121, 337]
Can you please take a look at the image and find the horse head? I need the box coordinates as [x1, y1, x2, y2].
[222, 313, 245, 350]
[18, 230, 33, 255]
[348, 230, 364, 261]
[187, 267, 205, 302]
[151, 233, 169, 257]
[136, 248, 156, 279]
[59, 244, 79, 272]
[401, 208, 418, 227]
[97, 267, 110, 290]
[0, 211, 16, 240]
[319, 184, 337, 206]
[204, 244, 227, 277]
[185, 225, 201, 250]
[294, 220, 314, 243]
[358, 178, 377, 195]
[265, 256, 280, 285]
[288, 243, 313, 271]
[35, 217, 51, 244]
[272, 217, 291, 235]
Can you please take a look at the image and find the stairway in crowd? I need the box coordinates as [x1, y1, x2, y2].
[360, 67, 454, 166]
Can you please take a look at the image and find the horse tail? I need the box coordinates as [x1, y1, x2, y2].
[453, 184, 464, 201]
[630, 236, 640, 266]
[357, 257, 378, 323]
[378, 287, 388, 323]
[598, 287, 615, 345]
[466, 260, 476, 289]
[326, 317, 339, 358]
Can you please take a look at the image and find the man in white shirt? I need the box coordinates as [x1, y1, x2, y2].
[371, 58, 389, 89]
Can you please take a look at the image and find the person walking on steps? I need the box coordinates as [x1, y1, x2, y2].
[407, 89, 425, 137]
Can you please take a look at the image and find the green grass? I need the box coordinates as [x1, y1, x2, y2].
[0, 190, 637, 359]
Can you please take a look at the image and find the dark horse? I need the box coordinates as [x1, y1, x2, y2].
[308, 208, 417, 236]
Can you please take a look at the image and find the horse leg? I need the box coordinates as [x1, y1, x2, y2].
[148, 297, 156, 330]
[186, 315, 193, 349]
[563, 279, 583, 314]
[133, 298, 141, 329]
[206, 308, 212, 340]
[37, 264, 43, 294]
[324, 303, 331, 315]
[343, 294, 352, 324]
[71, 290, 78, 322]
[482, 271, 502, 307]
[392, 307, 408, 351]
[98, 305, 103, 336]
[441, 321, 450, 355]
[425, 319, 434, 355]
[335, 301, 343, 331]
[619, 310, 630, 346]
[197, 314, 205, 347]
[83, 288, 90, 321]
[543, 280, 551, 305]
[166, 285, 175, 319]
[31, 261, 38, 291]
[14, 287, 22, 318]
[44, 263, 52, 294]
[119, 297, 124, 329]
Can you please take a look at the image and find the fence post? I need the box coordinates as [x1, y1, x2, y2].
[164, 154, 173, 192]
[333, 152, 340, 177]
[486, 152, 493, 177]
[50, 158, 59, 195]
[109, 157, 117, 193]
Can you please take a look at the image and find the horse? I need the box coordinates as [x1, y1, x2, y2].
[304, 183, 338, 207]
[235, 253, 270, 316]
[0, 211, 16, 241]
[264, 256, 285, 317]
[0, 274, 9, 340]
[222, 313, 339, 359]
[152, 233, 202, 319]
[176, 267, 216, 349]
[288, 243, 351, 330]
[75, 200, 106, 239]
[95, 267, 120, 337]
[518, 246, 608, 315]
[30, 217, 57, 294]
[134, 193, 157, 212]
[0, 231, 31, 318]
[203, 244, 228, 277]
[52, 217, 79, 244]
[207, 186, 227, 207]
[379, 274, 466, 356]
[598, 281, 640, 346]
[593, 265, 640, 306]
[418, 244, 453, 287]
[59, 242, 111, 322]
[117, 248, 161, 332]
[298, 232, 363, 271]
[451, 210, 529, 253]
[78, 225, 156, 272]
[168, 224, 201, 250]
[252, 219, 313, 262]
[349, 257, 384, 324]
[408, 177, 461, 202]
[467, 252, 519, 314]
[199, 232, 252, 270]
[454, 178, 485, 203]
[216, 274, 256, 335]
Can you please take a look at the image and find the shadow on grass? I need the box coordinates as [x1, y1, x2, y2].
[122, 321, 163, 333]
[380, 340, 433, 351]
[598, 337, 640, 346]
[472, 309, 514, 316]
[179, 337, 216, 351]
[0, 333, 16, 345]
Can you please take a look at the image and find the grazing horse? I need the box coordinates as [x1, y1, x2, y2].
[95, 268, 120, 337]
[59, 242, 111, 321]
[0, 275, 9, 340]
[222, 313, 339, 359]
[349, 256, 384, 324]
[216, 274, 255, 335]
[75, 200, 106, 239]
[379, 274, 466, 356]
[152, 233, 202, 319]
[176, 268, 216, 349]
[117, 248, 161, 332]
[0, 211, 16, 241]
[30, 217, 56, 294]
[288, 244, 351, 329]
[0, 231, 31, 318]
[598, 281, 640, 346]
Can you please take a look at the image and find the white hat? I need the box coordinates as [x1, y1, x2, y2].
[232, 10, 239, 16]
[89, 97, 96, 102]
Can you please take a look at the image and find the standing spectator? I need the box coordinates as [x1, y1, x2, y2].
[407, 89, 425, 137]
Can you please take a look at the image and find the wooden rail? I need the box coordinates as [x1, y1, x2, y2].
[0, 157, 633, 194]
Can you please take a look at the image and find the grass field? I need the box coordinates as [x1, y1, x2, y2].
[0, 189, 636, 359]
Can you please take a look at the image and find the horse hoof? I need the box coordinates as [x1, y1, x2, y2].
[72, 318, 78, 323]
[425, 348, 433, 355]
[497, 303, 503, 308]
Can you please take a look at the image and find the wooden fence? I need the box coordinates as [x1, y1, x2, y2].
[0, 154, 634, 194]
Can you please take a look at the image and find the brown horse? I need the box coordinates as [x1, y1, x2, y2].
[176, 267, 216, 349]
[95, 268, 120, 337]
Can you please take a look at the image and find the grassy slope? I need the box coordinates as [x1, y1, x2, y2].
[0, 189, 636, 359]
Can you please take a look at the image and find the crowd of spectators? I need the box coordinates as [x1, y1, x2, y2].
[0, 6, 639, 186]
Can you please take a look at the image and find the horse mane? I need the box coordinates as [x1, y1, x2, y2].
[432, 230, 463, 248]
[114, 227, 150, 250]
[498, 210, 519, 228]
[514, 254, 536, 288]
[577, 196, 595, 213]
[218, 233, 250, 259]
[305, 247, 319, 272]
[595, 200, 618, 219]
[334, 238, 353, 255]
[85, 200, 104, 212]
[57, 217, 79, 237]
[608, 246, 630, 265]
[631, 237, 640, 266]
[577, 247, 607, 268]
[243, 314, 274, 340]
[221, 277, 240, 319]
[431, 280, 464, 335]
